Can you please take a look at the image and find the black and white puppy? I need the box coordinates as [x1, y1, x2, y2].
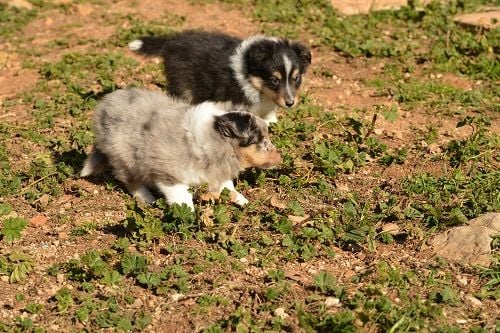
[128, 30, 312, 124]
[80, 88, 282, 210]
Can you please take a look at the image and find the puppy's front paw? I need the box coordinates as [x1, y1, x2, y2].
[264, 114, 278, 125]
[231, 191, 249, 206]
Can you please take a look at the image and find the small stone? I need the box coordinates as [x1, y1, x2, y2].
[436, 73, 443, 79]
[404, 72, 411, 79]
[1, 276, 9, 282]
[239, 257, 248, 263]
[430, 73, 436, 79]
[56, 273, 65, 284]
[44, 17, 54, 26]
[456, 319, 468, 324]
[382, 223, 400, 235]
[93, 189, 99, 195]
[274, 307, 289, 319]
[171, 293, 185, 302]
[464, 295, 482, 307]
[30, 214, 48, 227]
[335, 78, 342, 85]
[373, 128, 384, 135]
[325, 297, 341, 308]
[7, 0, 33, 9]
[457, 276, 468, 286]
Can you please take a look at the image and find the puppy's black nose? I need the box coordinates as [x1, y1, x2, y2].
[285, 100, 294, 107]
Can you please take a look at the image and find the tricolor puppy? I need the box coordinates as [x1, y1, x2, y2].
[80, 88, 281, 210]
[128, 30, 311, 124]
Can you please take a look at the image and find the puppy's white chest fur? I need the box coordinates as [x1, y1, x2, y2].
[250, 94, 278, 124]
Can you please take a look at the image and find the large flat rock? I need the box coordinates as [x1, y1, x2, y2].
[432, 213, 500, 266]
[454, 10, 500, 29]
[330, 0, 406, 15]
[329, 0, 438, 15]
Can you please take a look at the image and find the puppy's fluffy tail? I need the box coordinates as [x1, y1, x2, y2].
[128, 36, 171, 56]
[80, 148, 108, 177]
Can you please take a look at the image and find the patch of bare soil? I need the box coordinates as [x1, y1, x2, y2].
[113, 1, 260, 37]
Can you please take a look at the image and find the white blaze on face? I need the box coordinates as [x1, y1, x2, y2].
[282, 54, 294, 105]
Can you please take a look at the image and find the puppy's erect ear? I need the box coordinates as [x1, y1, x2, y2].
[214, 112, 263, 147]
[291, 42, 312, 69]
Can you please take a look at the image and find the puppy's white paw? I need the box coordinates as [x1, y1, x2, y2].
[128, 39, 143, 51]
[233, 192, 249, 206]
[264, 114, 278, 125]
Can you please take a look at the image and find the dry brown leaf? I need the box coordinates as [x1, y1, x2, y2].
[270, 195, 287, 209]
[288, 214, 310, 224]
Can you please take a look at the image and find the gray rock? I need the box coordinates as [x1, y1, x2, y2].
[329, 0, 434, 15]
[432, 213, 500, 266]
[454, 10, 500, 30]
[7, 0, 33, 9]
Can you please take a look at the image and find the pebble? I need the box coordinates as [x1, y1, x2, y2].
[171, 293, 185, 302]
[325, 297, 341, 308]
[56, 273, 65, 284]
[456, 276, 468, 286]
[465, 295, 482, 307]
[274, 307, 289, 319]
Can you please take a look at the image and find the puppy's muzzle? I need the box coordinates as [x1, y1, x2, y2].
[263, 147, 282, 169]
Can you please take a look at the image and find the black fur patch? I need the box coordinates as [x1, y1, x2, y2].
[214, 112, 263, 147]
[133, 30, 311, 107]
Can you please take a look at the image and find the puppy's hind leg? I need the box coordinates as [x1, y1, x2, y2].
[130, 185, 156, 204]
[81, 148, 108, 177]
[156, 183, 195, 211]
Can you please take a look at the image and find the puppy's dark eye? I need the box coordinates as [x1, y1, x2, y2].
[293, 75, 302, 83]
[270, 77, 280, 86]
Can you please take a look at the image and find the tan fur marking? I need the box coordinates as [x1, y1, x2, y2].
[249, 76, 264, 90]
[292, 69, 299, 78]
[260, 86, 287, 108]
[238, 144, 281, 169]
[272, 71, 282, 80]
